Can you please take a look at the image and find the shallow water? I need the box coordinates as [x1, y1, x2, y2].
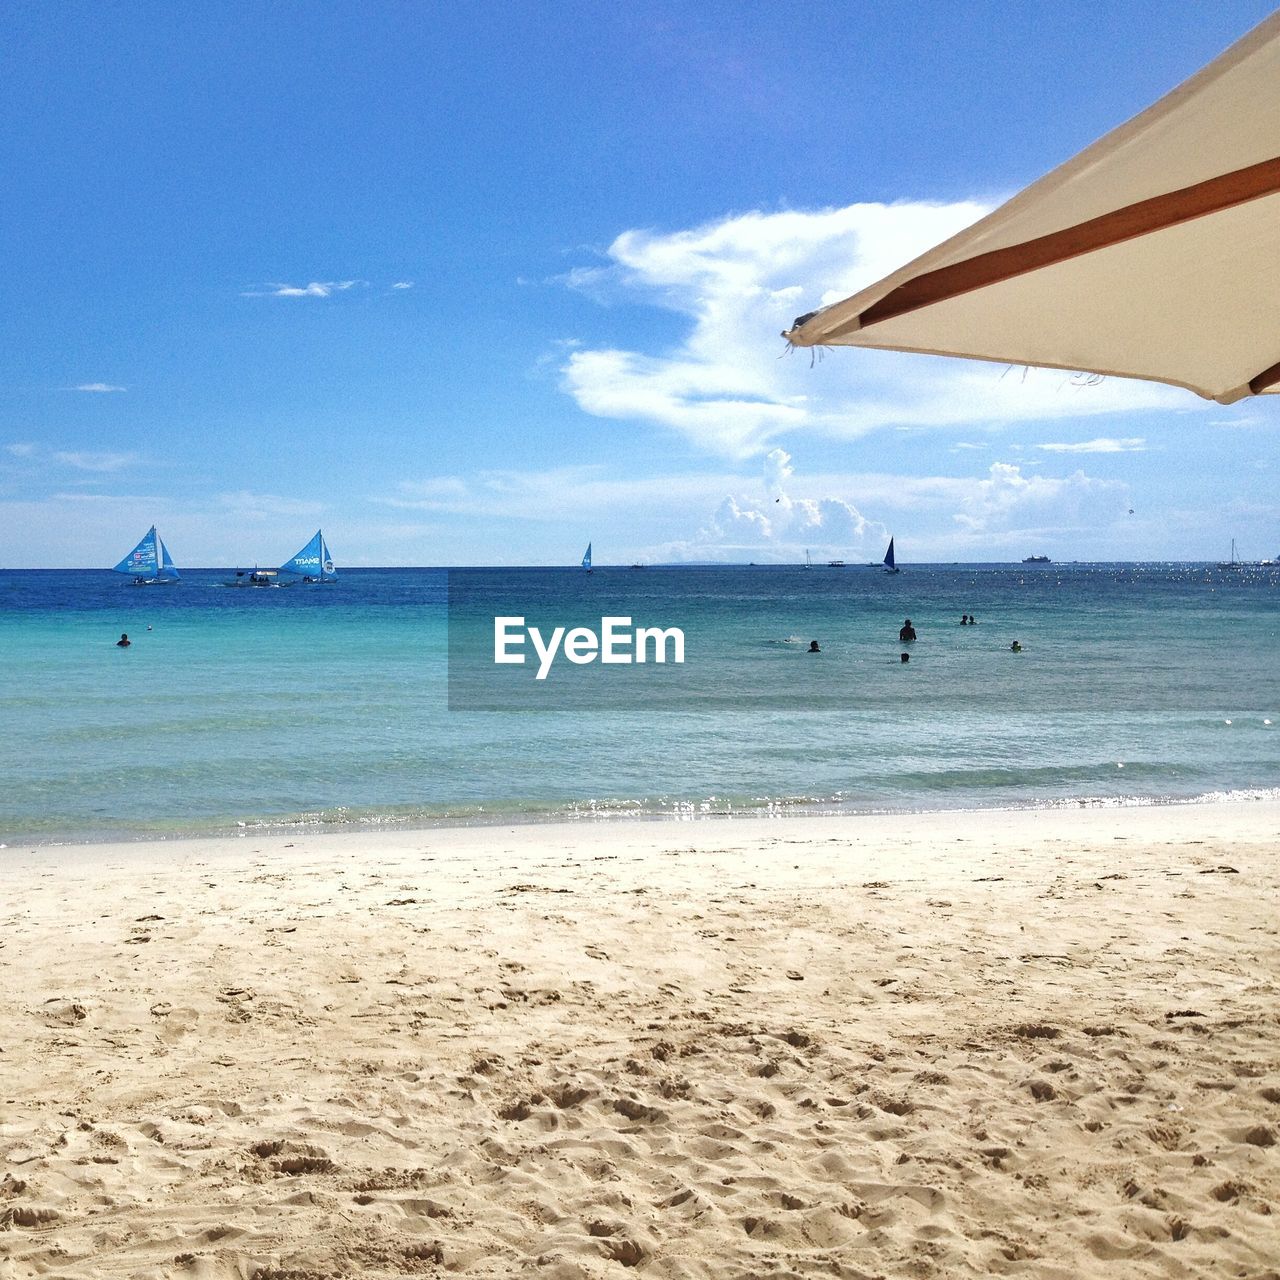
[1, 564, 1277, 842]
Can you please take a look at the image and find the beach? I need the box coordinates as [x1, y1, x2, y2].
[1, 800, 1277, 1278]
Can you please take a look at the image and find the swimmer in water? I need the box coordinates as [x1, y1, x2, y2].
[899, 618, 917, 642]
[1010, 640, 1022, 652]
[116, 633, 131, 647]
[808, 640, 821, 653]
[900, 652, 910, 663]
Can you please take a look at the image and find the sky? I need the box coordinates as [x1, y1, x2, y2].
[2, 0, 1277, 567]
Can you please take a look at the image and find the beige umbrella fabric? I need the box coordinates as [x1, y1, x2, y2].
[783, 12, 1280, 405]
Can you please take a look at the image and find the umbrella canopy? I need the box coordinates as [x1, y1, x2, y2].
[783, 13, 1280, 405]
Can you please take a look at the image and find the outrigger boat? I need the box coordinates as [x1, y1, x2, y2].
[225, 530, 337, 587]
[113, 526, 180, 585]
[279, 529, 337, 583]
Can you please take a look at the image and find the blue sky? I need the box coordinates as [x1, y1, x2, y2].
[2, 0, 1277, 567]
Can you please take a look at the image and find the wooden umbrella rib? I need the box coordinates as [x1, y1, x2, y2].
[856, 157, 1280, 329]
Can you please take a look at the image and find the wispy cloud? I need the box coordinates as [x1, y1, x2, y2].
[53, 450, 137, 472]
[5, 442, 37, 458]
[1037, 437, 1147, 454]
[215, 490, 324, 519]
[242, 280, 364, 298]
[72, 382, 126, 393]
[390, 281, 414, 290]
[560, 204, 1191, 458]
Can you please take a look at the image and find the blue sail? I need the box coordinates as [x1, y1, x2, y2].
[114, 526, 160, 577]
[279, 529, 337, 580]
[581, 542, 592, 570]
[157, 536, 179, 579]
[883, 537, 896, 569]
[114, 525, 179, 582]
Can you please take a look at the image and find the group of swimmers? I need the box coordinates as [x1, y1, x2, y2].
[807, 616, 1025, 660]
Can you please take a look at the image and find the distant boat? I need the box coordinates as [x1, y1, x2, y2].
[225, 568, 281, 587]
[582, 542, 593, 573]
[1218, 539, 1246, 570]
[827, 559, 845, 567]
[804, 549, 813, 569]
[883, 537, 901, 574]
[1022, 555, 1051, 564]
[279, 529, 337, 583]
[113, 525, 179, 585]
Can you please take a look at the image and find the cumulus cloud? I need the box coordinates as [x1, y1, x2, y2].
[949, 461, 1123, 535]
[560, 204, 1191, 457]
[1037, 437, 1147, 453]
[680, 448, 882, 560]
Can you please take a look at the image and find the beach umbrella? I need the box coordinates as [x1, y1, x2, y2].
[782, 12, 1280, 406]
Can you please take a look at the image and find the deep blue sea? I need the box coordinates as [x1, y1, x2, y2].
[1, 564, 1277, 843]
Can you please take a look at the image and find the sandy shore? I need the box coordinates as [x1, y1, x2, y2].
[1, 802, 1277, 1279]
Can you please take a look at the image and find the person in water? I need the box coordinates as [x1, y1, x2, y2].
[808, 640, 821, 653]
[900, 652, 910, 663]
[899, 618, 917, 642]
[960, 614, 969, 625]
[1010, 640, 1022, 652]
[116, 633, 131, 647]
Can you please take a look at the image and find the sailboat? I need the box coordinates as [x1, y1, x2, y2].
[279, 529, 337, 583]
[582, 542, 593, 574]
[1217, 539, 1246, 570]
[113, 526, 180, 585]
[804, 549, 813, 569]
[883, 537, 901, 574]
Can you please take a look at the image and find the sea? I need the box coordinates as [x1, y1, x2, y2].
[1, 564, 1277, 844]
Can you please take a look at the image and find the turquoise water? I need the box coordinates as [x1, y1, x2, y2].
[1, 565, 1277, 842]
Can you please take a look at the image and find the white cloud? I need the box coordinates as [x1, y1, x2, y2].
[72, 382, 126, 393]
[5, 442, 37, 458]
[1037, 437, 1147, 454]
[53, 450, 136, 472]
[560, 204, 1192, 458]
[381, 465, 724, 521]
[948, 461, 1124, 536]
[214, 490, 325, 520]
[391, 281, 414, 290]
[242, 280, 363, 298]
[664, 448, 883, 561]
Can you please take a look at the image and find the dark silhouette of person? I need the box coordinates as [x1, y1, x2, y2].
[116, 633, 131, 647]
[900, 652, 910, 663]
[808, 640, 821, 653]
[899, 618, 917, 642]
[1010, 640, 1023, 652]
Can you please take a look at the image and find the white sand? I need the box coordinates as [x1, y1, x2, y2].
[1, 801, 1277, 1278]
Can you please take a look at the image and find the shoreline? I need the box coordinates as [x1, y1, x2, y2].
[6, 784, 1280, 854]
